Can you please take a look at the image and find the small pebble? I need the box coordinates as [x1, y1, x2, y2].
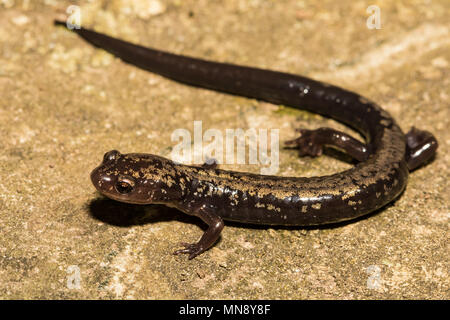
[12, 14, 30, 26]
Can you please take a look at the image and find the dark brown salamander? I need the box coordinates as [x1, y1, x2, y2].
[55, 21, 438, 259]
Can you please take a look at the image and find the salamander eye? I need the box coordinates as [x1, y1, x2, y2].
[103, 150, 121, 163]
[115, 175, 135, 194]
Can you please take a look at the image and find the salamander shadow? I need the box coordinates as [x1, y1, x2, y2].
[87, 197, 197, 228]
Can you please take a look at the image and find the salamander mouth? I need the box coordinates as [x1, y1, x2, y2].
[96, 191, 148, 204]
[96, 190, 153, 205]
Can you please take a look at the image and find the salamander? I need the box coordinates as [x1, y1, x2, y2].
[54, 20, 438, 259]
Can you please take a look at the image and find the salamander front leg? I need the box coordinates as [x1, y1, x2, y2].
[285, 128, 370, 162]
[405, 127, 438, 171]
[173, 204, 224, 259]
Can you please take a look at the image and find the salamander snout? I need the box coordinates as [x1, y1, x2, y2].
[90, 150, 140, 203]
[90, 150, 122, 190]
[90, 150, 180, 204]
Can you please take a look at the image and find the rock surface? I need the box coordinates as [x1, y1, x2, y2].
[0, 0, 448, 299]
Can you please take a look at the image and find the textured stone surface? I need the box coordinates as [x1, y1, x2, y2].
[0, 0, 448, 299]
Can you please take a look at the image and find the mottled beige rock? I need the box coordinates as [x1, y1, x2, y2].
[0, 0, 448, 299]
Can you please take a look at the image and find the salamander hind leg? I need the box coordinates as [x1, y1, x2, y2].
[285, 127, 370, 162]
[405, 127, 438, 171]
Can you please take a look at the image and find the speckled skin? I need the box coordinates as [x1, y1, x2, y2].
[57, 21, 438, 258]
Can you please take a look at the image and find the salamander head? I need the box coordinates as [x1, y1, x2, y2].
[90, 150, 181, 204]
